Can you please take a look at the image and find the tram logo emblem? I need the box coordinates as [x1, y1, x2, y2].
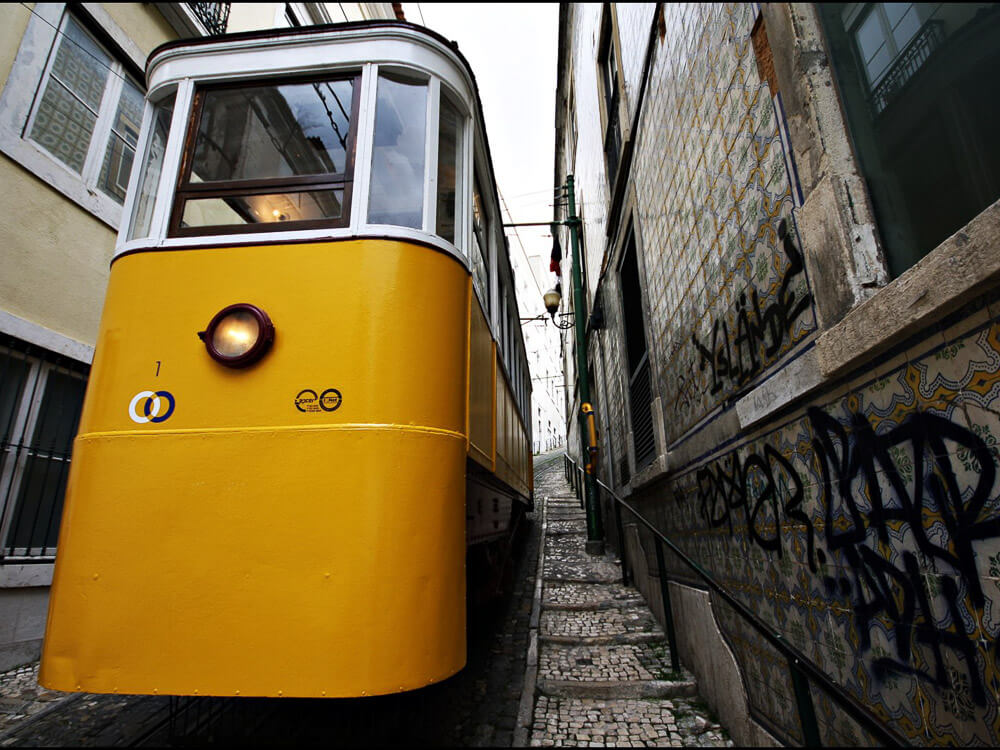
[128, 390, 176, 424]
[295, 388, 342, 413]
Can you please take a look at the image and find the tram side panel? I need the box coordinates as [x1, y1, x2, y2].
[493, 366, 529, 499]
[41, 239, 469, 698]
[467, 292, 494, 470]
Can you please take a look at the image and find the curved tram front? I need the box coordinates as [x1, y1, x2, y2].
[40, 21, 533, 699]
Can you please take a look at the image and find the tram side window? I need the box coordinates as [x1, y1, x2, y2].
[172, 75, 359, 234]
[368, 72, 428, 229]
[470, 178, 490, 312]
[436, 94, 464, 245]
[128, 94, 175, 241]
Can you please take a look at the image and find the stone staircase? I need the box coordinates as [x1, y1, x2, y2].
[523, 465, 732, 747]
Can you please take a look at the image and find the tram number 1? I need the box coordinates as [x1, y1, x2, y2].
[155, 361, 161, 377]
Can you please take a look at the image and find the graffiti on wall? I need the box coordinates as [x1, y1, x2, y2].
[691, 220, 813, 397]
[690, 405, 999, 707]
[663, 318, 1000, 744]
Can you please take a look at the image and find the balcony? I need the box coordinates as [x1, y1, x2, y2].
[869, 19, 945, 115]
[188, 2, 231, 36]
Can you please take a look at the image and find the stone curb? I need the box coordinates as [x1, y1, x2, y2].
[535, 678, 698, 699]
[513, 494, 547, 747]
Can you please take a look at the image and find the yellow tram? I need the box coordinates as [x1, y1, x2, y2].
[39, 20, 533, 699]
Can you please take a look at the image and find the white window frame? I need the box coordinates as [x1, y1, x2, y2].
[0, 3, 147, 230]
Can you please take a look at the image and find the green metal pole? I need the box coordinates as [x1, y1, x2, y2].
[565, 175, 604, 555]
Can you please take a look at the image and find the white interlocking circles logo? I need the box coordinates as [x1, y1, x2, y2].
[128, 390, 176, 424]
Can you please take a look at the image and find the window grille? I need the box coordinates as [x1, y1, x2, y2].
[0, 337, 89, 562]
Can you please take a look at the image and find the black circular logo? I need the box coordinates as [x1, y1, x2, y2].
[319, 388, 342, 412]
[295, 389, 319, 412]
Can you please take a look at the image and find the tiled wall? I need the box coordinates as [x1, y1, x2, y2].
[561, 1, 1000, 744]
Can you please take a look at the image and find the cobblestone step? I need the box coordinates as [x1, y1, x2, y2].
[543, 581, 638, 608]
[530, 697, 729, 747]
[539, 641, 675, 681]
[540, 608, 665, 640]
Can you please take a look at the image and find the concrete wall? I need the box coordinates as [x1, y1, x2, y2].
[557, 2, 1000, 745]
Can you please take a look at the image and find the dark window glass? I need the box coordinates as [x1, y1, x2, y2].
[173, 75, 358, 234]
[1, 352, 87, 558]
[818, 3, 1000, 277]
[599, 14, 621, 187]
[436, 95, 463, 244]
[181, 189, 343, 227]
[619, 230, 655, 469]
[368, 73, 427, 228]
[192, 80, 354, 182]
[129, 93, 175, 240]
[471, 178, 489, 310]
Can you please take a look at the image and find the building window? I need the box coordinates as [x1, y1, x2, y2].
[818, 3, 1000, 277]
[26, 12, 143, 205]
[619, 227, 655, 471]
[598, 10, 622, 189]
[0, 5, 148, 228]
[1, 342, 88, 560]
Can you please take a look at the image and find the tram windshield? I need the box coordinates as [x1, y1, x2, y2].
[173, 75, 358, 233]
[127, 32, 487, 260]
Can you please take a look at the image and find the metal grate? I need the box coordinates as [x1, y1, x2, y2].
[629, 354, 655, 470]
[0, 337, 88, 562]
[870, 20, 945, 115]
[187, 2, 231, 35]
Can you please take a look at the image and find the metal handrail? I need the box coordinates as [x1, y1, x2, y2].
[561, 453, 908, 748]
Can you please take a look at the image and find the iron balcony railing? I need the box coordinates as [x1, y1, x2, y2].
[870, 19, 945, 115]
[563, 452, 910, 748]
[188, 2, 231, 35]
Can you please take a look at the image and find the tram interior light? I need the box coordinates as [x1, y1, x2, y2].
[198, 304, 275, 368]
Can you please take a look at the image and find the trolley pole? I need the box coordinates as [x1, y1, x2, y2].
[565, 175, 604, 555]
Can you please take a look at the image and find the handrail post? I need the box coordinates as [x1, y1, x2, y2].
[614, 500, 629, 586]
[789, 656, 822, 747]
[653, 537, 679, 673]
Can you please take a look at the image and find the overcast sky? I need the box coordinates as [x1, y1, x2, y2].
[402, 3, 559, 288]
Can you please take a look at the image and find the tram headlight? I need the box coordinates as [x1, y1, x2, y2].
[198, 303, 275, 368]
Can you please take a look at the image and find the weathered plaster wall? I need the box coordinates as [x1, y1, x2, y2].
[0, 3, 177, 348]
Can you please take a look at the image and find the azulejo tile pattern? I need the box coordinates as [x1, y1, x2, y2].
[655, 313, 1000, 745]
[630, 3, 816, 447]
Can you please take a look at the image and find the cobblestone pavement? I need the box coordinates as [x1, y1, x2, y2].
[527, 461, 733, 748]
[0, 451, 559, 747]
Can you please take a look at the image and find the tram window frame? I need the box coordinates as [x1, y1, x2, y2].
[168, 71, 364, 237]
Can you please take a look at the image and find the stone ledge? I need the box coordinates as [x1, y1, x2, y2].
[816, 199, 1000, 379]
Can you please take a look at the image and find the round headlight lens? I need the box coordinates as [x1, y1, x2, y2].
[212, 310, 260, 358]
[199, 304, 274, 368]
